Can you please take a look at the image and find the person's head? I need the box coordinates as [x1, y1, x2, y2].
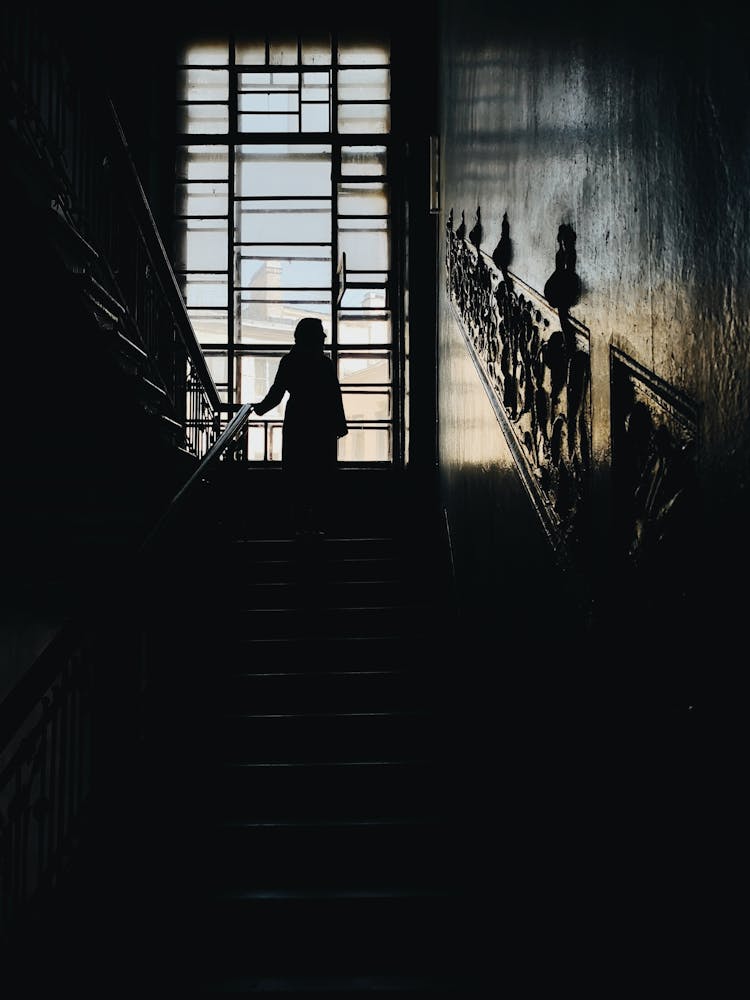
[294, 317, 326, 349]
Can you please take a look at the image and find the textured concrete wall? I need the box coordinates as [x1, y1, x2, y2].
[437, 1, 749, 683]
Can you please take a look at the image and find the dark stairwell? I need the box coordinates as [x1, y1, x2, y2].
[5, 464, 489, 994]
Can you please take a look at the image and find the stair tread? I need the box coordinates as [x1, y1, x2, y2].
[212, 886, 461, 901]
[217, 815, 452, 829]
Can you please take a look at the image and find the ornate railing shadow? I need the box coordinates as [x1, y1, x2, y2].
[446, 209, 592, 562]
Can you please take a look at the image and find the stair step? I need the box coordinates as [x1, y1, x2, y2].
[229, 555, 405, 584]
[213, 760, 457, 822]
[200, 816, 466, 889]
[227, 579, 413, 609]
[214, 709, 443, 762]
[229, 604, 430, 639]
[216, 669, 428, 713]
[216, 634, 421, 670]
[189, 890, 478, 983]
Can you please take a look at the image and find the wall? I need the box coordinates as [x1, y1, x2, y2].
[437, 0, 749, 700]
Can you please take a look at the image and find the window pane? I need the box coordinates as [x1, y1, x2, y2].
[176, 219, 227, 270]
[245, 424, 267, 461]
[176, 146, 228, 181]
[338, 426, 391, 461]
[338, 352, 391, 384]
[179, 42, 228, 66]
[203, 353, 228, 382]
[177, 68, 229, 102]
[340, 287, 386, 309]
[240, 92, 299, 113]
[338, 68, 390, 103]
[301, 35, 331, 64]
[238, 200, 331, 244]
[236, 38, 266, 65]
[269, 38, 299, 65]
[338, 182, 389, 217]
[338, 315, 391, 344]
[241, 288, 331, 309]
[182, 275, 228, 307]
[342, 390, 391, 420]
[236, 145, 332, 197]
[236, 355, 289, 413]
[338, 36, 390, 65]
[189, 308, 227, 344]
[177, 104, 229, 134]
[301, 103, 330, 132]
[240, 257, 331, 288]
[341, 146, 387, 176]
[338, 223, 388, 270]
[238, 302, 331, 342]
[338, 103, 390, 134]
[174, 182, 228, 217]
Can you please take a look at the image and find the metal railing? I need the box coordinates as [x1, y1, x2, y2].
[1, 9, 221, 458]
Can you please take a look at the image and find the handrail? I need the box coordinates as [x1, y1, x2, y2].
[1, 10, 222, 456]
[140, 403, 255, 553]
[105, 99, 220, 413]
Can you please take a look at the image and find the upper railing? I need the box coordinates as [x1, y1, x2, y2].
[0, 9, 221, 458]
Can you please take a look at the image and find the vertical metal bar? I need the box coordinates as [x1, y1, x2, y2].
[37, 703, 49, 883]
[228, 37, 238, 409]
[55, 668, 69, 878]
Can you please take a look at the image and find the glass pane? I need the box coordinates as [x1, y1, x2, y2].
[342, 391, 391, 420]
[341, 146, 387, 176]
[246, 424, 268, 461]
[269, 425, 284, 461]
[177, 68, 229, 102]
[269, 38, 299, 65]
[188, 308, 227, 344]
[203, 353, 228, 382]
[183, 275, 228, 307]
[177, 103, 229, 134]
[174, 182, 228, 216]
[301, 103, 330, 132]
[338, 183, 389, 217]
[338, 426, 390, 461]
[179, 41, 228, 66]
[238, 302, 331, 342]
[301, 35, 331, 64]
[241, 288, 331, 308]
[338, 69, 390, 103]
[236, 38, 266, 65]
[239, 112, 300, 133]
[338, 36, 390, 65]
[338, 103, 390, 134]
[240, 258, 331, 288]
[236, 145, 332, 197]
[338, 353, 390, 384]
[340, 287, 386, 309]
[338, 224, 388, 270]
[338, 315, 391, 344]
[177, 219, 227, 270]
[176, 146, 228, 181]
[238, 201, 330, 244]
[240, 92, 299, 113]
[236, 355, 289, 413]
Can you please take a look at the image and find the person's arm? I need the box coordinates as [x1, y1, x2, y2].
[253, 358, 288, 415]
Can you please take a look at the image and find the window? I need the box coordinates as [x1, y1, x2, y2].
[174, 33, 395, 462]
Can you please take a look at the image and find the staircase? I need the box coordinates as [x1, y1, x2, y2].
[141, 466, 483, 994]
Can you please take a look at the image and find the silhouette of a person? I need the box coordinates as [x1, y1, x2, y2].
[251, 317, 348, 536]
